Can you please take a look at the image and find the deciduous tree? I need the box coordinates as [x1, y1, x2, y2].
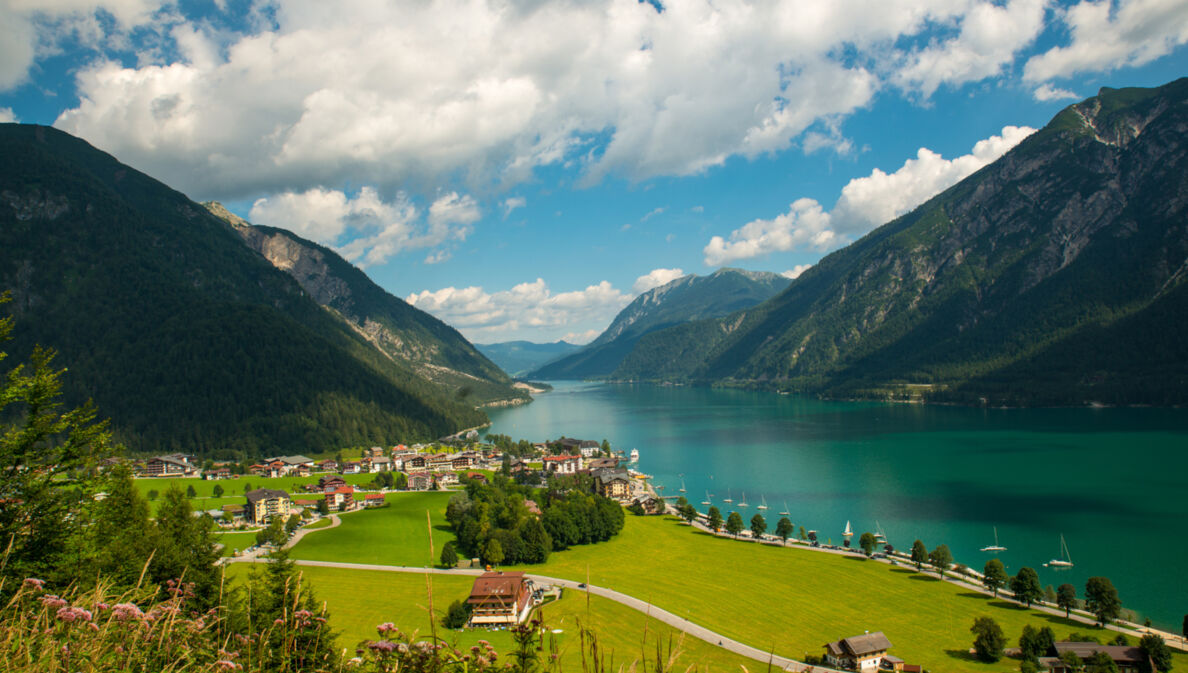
[707, 506, 723, 532]
[1019, 625, 1056, 662]
[483, 538, 504, 566]
[983, 559, 1008, 597]
[929, 544, 953, 579]
[1057, 583, 1078, 617]
[776, 517, 794, 545]
[911, 539, 928, 571]
[1085, 577, 1121, 625]
[1011, 567, 1043, 607]
[971, 616, 1005, 662]
[750, 513, 767, 539]
[440, 541, 458, 568]
[725, 511, 744, 537]
[859, 532, 877, 556]
[213, 483, 224, 498]
[1139, 634, 1172, 673]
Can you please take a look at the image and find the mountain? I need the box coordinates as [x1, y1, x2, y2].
[614, 79, 1188, 405]
[202, 202, 524, 405]
[474, 340, 583, 378]
[528, 268, 791, 380]
[0, 124, 521, 458]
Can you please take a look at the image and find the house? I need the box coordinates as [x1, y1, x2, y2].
[263, 455, 315, 477]
[585, 457, 619, 471]
[451, 454, 474, 470]
[325, 485, 355, 511]
[436, 472, 459, 488]
[144, 455, 198, 477]
[407, 472, 433, 491]
[221, 504, 245, 520]
[318, 475, 347, 491]
[317, 459, 338, 472]
[523, 499, 542, 516]
[293, 499, 319, 508]
[543, 454, 582, 475]
[204, 467, 233, 480]
[1040, 643, 1150, 673]
[823, 632, 893, 671]
[593, 468, 633, 500]
[427, 453, 454, 471]
[578, 440, 601, 458]
[340, 461, 362, 474]
[633, 495, 667, 515]
[363, 493, 386, 508]
[404, 455, 428, 470]
[466, 571, 533, 626]
[249, 463, 270, 477]
[367, 446, 386, 458]
[245, 488, 292, 525]
[465, 471, 489, 484]
[367, 456, 393, 473]
[509, 459, 533, 474]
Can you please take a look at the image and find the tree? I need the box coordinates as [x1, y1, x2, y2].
[440, 541, 459, 568]
[233, 549, 337, 671]
[151, 485, 221, 608]
[749, 513, 767, 539]
[1059, 650, 1084, 672]
[983, 559, 1008, 597]
[1058, 583, 1078, 617]
[243, 482, 253, 493]
[443, 599, 471, 629]
[285, 513, 302, 533]
[1085, 577, 1121, 625]
[148, 489, 159, 501]
[1139, 634, 1173, 673]
[1011, 567, 1043, 607]
[971, 616, 1006, 662]
[707, 506, 723, 532]
[725, 511, 744, 537]
[483, 538, 504, 566]
[911, 539, 928, 571]
[89, 463, 154, 588]
[859, 532, 877, 556]
[212, 483, 224, 498]
[776, 517, 794, 545]
[929, 544, 953, 579]
[1111, 634, 1130, 647]
[1086, 651, 1119, 673]
[799, 525, 807, 540]
[256, 516, 287, 547]
[1019, 625, 1056, 663]
[317, 498, 330, 516]
[678, 503, 698, 525]
[186, 484, 197, 499]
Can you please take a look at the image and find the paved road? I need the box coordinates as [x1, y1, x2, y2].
[228, 557, 839, 672]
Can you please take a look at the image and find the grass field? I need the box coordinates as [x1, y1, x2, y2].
[214, 531, 260, 557]
[223, 564, 760, 673]
[290, 492, 457, 567]
[290, 501, 1188, 673]
[134, 473, 382, 501]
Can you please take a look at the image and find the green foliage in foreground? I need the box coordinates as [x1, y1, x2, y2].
[971, 617, 1006, 662]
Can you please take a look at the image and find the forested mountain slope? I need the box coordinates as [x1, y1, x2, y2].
[0, 124, 497, 457]
[616, 79, 1188, 405]
[529, 268, 790, 379]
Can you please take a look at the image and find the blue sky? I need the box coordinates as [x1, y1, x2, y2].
[3, 0, 1187, 344]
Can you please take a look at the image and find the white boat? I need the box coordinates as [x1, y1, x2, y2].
[779, 501, 791, 516]
[738, 492, 749, 508]
[843, 520, 853, 538]
[980, 527, 1007, 553]
[701, 490, 711, 506]
[874, 521, 886, 543]
[629, 449, 639, 462]
[1045, 534, 1074, 568]
[679, 477, 686, 494]
[723, 489, 733, 504]
[758, 495, 768, 510]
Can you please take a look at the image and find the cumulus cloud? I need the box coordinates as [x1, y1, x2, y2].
[632, 268, 686, 293]
[1032, 83, 1081, 101]
[704, 125, 1036, 265]
[502, 196, 526, 218]
[0, 108, 18, 123]
[249, 187, 476, 267]
[895, 0, 1047, 97]
[1024, 0, 1188, 83]
[782, 264, 813, 279]
[48, 0, 1053, 202]
[562, 329, 602, 345]
[407, 278, 632, 343]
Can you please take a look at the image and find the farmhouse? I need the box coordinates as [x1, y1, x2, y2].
[466, 571, 533, 626]
[1040, 643, 1150, 673]
[363, 493, 386, 508]
[317, 459, 338, 472]
[245, 488, 291, 524]
[340, 462, 362, 474]
[823, 632, 893, 671]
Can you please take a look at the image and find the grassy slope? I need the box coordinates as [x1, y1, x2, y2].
[289, 492, 456, 567]
[290, 501, 1187, 673]
[223, 565, 760, 673]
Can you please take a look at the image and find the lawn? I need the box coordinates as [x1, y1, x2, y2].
[223, 564, 759, 673]
[289, 492, 457, 567]
[135, 473, 382, 501]
[291, 500, 1187, 673]
[214, 530, 261, 557]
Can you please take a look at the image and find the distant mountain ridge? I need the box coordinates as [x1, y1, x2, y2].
[474, 340, 583, 378]
[529, 268, 791, 380]
[613, 79, 1188, 405]
[203, 202, 523, 405]
[0, 124, 519, 458]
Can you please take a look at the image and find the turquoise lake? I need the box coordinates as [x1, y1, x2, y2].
[488, 381, 1188, 631]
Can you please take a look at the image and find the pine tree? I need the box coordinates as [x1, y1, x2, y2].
[89, 463, 154, 588]
[150, 485, 221, 608]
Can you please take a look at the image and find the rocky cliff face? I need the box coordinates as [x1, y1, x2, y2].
[616, 79, 1188, 405]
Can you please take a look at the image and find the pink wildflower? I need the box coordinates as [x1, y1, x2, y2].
[273, 618, 285, 625]
[22, 578, 45, 590]
[112, 603, 144, 622]
[368, 640, 397, 653]
[215, 661, 242, 670]
[376, 622, 396, 634]
[40, 595, 68, 609]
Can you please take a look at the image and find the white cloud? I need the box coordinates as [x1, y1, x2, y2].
[782, 264, 813, 279]
[0, 107, 18, 123]
[562, 329, 601, 345]
[895, 0, 1047, 97]
[632, 267, 686, 294]
[49, 0, 1047, 201]
[641, 207, 665, 222]
[502, 196, 526, 218]
[249, 187, 476, 267]
[704, 125, 1036, 265]
[1024, 0, 1188, 83]
[690, 205, 704, 213]
[1032, 83, 1081, 101]
[407, 278, 632, 343]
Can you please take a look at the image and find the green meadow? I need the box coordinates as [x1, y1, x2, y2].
[288, 498, 1188, 673]
[223, 564, 758, 673]
[214, 530, 261, 557]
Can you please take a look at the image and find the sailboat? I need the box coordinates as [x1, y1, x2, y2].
[1045, 535, 1074, 568]
[874, 521, 887, 544]
[738, 492, 749, 508]
[679, 477, 687, 494]
[701, 490, 712, 506]
[723, 489, 733, 504]
[779, 501, 791, 516]
[843, 520, 853, 538]
[980, 527, 1007, 553]
[758, 495, 768, 510]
